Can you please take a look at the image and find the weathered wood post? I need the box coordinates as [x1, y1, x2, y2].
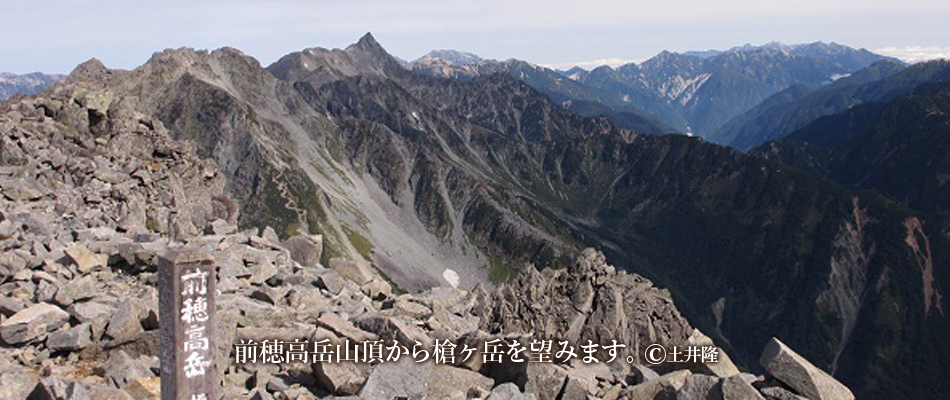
[159, 248, 217, 400]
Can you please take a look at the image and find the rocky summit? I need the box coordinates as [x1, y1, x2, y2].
[0, 33, 942, 400]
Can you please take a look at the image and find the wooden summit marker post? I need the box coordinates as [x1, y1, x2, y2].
[159, 248, 217, 400]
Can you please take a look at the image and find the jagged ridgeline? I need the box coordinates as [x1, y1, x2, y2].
[2, 33, 947, 399]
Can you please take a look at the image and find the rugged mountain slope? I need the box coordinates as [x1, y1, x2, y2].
[755, 81, 950, 216]
[29, 34, 949, 399]
[278, 36, 948, 399]
[0, 72, 65, 100]
[409, 53, 673, 135]
[721, 59, 950, 150]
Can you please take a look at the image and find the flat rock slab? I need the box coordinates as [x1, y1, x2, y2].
[760, 338, 854, 400]
[0, 302, 70, 344]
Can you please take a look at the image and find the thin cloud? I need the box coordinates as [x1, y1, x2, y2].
[874, 46, 950, 63]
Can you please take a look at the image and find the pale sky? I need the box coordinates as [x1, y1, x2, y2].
[2, 0, 948, 74]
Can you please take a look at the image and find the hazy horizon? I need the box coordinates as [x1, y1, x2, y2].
[3, 0, 948, 74]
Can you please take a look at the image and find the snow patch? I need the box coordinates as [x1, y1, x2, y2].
[442, 268, 460, 288]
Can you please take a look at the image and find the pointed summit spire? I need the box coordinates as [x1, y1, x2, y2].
[353, 32, 382, 51]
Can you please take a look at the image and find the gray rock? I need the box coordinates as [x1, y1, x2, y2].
[628, 370, 691, 400]
[312, 360, 370, 396]
[315, 270, 345, 295]
[105, 299, 145, 341]
[283, 234, 323, 267]
[759, 338, 854, 400]
[266, 376, 290, 393]
[628, 364, 661, 385]
[393, 297, 431, 319]
[677, 374, 723, 400]
[524, 362, 568, 400]
[46, 323, 93, 352]
[559, 376, 588, 400]
[353, 314, 430, 348]
[721, 374, 766, 400]
[0, 296, 24, 317]
[317, 312, 378, 343]
[53, 275, 96, 307]
[250, 286, 288, 305]
[262, 226, 280, 244]
[101, 351, 155, 389]
[208, 218, 236, 235]
[249, 388, 274, 400]
[0, 177, 47, 201]
[86, 385, 134, 400]
[249, 259, 278, 285]
[487, 382, 536, 400]
[121, 377, 160, 399]
[760, 386, 810, 400]
[0, 364, 39, 399]
[0, 302, 69, 344]
[686, 329, 741, 378]
[28, 377, 90, 400]
[328, 258, 374, 285]
[64, 244, 107, 273]
[361, 279, 392, 300]
[69, 301, 116, 323]
[358, 356, 430, 400]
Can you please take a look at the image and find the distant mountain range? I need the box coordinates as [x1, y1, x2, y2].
[0, 72, 64, 100]
[408, 42, 896, 143]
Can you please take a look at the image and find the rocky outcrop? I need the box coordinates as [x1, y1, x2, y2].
[474, 248, 693, 361]
[760, 338, 854, 400]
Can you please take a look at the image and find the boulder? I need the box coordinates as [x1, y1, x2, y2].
[627, 369, 691, 400]
[429, 364, 495, 399]
[721, 374, 766, 400]
[64, 244, 107, 273]
[105, 298, 145, 341]
[524, 362, 569, 400]
[315, 270, 345, 295]
[69, 301, 116, 323]
[358, 357, 430, 400]
[686, 329, 741, 377]
[359, 357, 494, 400]
[312, 361, 369, 396]
[677, 374, 723, 400]
[759, 386, 810, 400]
[53, 275, 96, 307]
[628, 364, 661, 385]
[122, 377, 160, 399]
[283, 234, 323, 267]
[316, 312, 378, 343]
[394, 298, 431, 319]
[0, 296, 25, 317]
[46, 323, 93, 352]
[28, 377, 90, 400]
[86, 385, 134, 400]
[0, 302, 69, 344]
[101, 351, 155, 389]
[353, 314, 430, 347]
[329, 258, 374, 285]
[486, 382, 536, 400]
[0, 366, 39, 399]
[361, 279, 392, 300]
[759, 338, 854, 400]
